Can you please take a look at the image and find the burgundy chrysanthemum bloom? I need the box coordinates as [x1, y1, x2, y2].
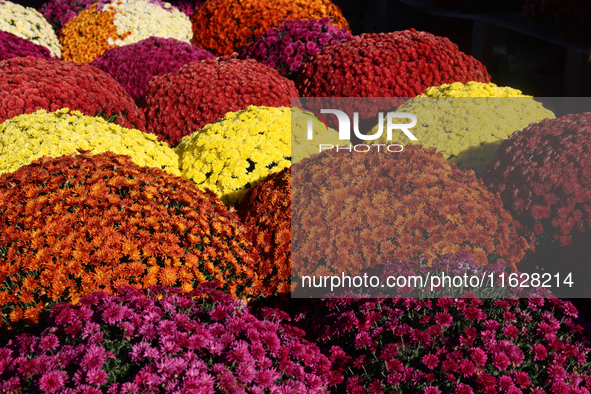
[91, 37, 214, 104]
[143, 55, 298, 146]
[293, 295, 591, 393]
[483, 113, 591, 248]
[0, 31, 56, 62]
[0, 56, 146, 130]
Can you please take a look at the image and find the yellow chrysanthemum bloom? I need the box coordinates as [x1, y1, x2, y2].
[0, 108, 179, 175]
[176, 106, 342, 206]
[371, 82, 555, 173]
[0, 0, 61, 57]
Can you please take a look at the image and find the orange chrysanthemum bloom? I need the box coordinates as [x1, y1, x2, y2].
[59, 4, 124, 63]
[191, 0, 348, 56]
[236, 168, 291, 298]
[0, 152, 264, 330]
[291, 145, 529, 280]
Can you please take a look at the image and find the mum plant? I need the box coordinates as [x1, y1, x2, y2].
[191, 0, 348, 56]
[0, 56, 145, 131]
[236, 168, 291, 298]
[240, 17, 352, 80]
[90, 37, 214, 104]
[0, 152, 264, 330]
[293, 287, 591, 393]
[370, 82, 555, 174]
[297, 29, 491, 125]
[0, 108, 179, 175]
[144, 56, 298, 147]
[175, 106, 292, 206]
[0, 284, 334, 393]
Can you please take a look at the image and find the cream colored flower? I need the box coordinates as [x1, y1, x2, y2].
[103, 0, 192, 46]
[0, 0, 61, 56]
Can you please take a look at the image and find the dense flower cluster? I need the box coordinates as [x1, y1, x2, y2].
[59, 0, 192, 63]
[40, 0, 109, 32]
[0, 56, 145, 131]
[0, 284, 333, 393]
[482, 113, 591, 249]
[297, 29, 491, 123]
[370, 82, 555, 173]
[0, 152, 263, 329]
[0, 109, 179, 175]
[523, 0, 591, 42]
[0, 0, 61, 57]
[294, 296, 591, 393]
[0, 30, 55, 61]
[240, 17, 352, 80]
[58, 4, 121, 63]
[291, 145, 528, 281]
[99, 0, 192, 46]
[90, 37, 214, 103]
[176, 106, 291, 206]
[297, 29, 491, 97]
[144, 56, 298, 146]
[191, 0, 349, 56]
[236, 168, 291, 298]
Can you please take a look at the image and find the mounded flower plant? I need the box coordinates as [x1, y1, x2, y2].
[0, 56, 146, 131]
[191, 0, 349, 56]
[0, 284, 334, 393]
[144, 56, 298, 147]
[0, 152, 264, 330]
[90, 37, 214, 104]
[0, 108, 179, 175]
[370, 82, 555, 174]
[175, 106, 292, 206]
[0, 30, 55, 62]
[291, 145, 529, 282]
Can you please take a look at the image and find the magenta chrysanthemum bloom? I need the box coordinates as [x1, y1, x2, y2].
[422, 354, 439, 370]
[90, 37, 214, 104]
[38, 370, 68, 392]
[240, 17, 352, 80]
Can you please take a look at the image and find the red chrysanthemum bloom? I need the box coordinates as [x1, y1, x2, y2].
[143, 56, 298, 146]
[0, 56, 145, 131]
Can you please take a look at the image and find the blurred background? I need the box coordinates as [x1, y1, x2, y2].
[13, 0, 591, 96]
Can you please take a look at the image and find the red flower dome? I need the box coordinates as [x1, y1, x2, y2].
[482, 113, 591, 249]
[297, 29, 491, 122]
[0, 56, 145, 131]
[144, 55, 298, 146]
[235, 167, 291, 298]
